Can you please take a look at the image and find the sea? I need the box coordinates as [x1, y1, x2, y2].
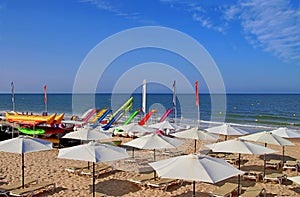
[1, 94, 300, 133]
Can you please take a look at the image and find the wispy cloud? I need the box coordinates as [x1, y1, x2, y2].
[160, 0, 230, 33]
[161, 0, 300, 63]
[237, 0, 300, 62]
[79, 0, 140, 20]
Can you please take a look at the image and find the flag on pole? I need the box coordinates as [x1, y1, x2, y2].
[43, 85, 47, 104]
[195, 80, 199, 106]
[173, 80, 177, 122]
[142, 80, 146, 113]
[11, 82, 14, 103]
[172, 80, 176, 108]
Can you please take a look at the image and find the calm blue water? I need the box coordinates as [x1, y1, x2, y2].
[1, 94, 300, 130]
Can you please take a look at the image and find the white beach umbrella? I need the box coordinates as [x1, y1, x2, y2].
[206, 123, 248, 140]
[124, 133, 184, 161]
[206, 139, 276, 195]
[116, 123, 154, 137]
[269, 127, 300, 138]
[149, 120, 183, 131]
[287, 176, 300, 184]
[149, 154, 243, 197]
[57, 142, 129, 197]
[62, 127, 112, 141]
[239, 131, 294, 176]
[171, 127, 219, 153]
[0, 136, 52, 188]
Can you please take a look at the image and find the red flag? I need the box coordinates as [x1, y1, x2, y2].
[195, 80, 199, 106]
[43, 85, 47, 104]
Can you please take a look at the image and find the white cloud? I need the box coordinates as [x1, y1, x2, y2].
[238, 0, 300, 62]
[79, 0, 140, 20]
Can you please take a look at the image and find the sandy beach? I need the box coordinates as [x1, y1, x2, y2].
[1, 135, 300, 196]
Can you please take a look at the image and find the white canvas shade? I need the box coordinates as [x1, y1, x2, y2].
[288, 176, 300, 184]
[206, 138, 276, 195]
[0, 136, 52, 188]
[172, 127, 219, 153]
[57, 142, 129, 197]
[206, 123, 248, 140]
[124, 133, 184, 160]
[269, 127, 300, 138]
[149, 154, 243, 196]
[239, 131, 294, 176]
[148, 120, 183, 131]
[116, 123, 154, 137]
[62, 127, 112, 141]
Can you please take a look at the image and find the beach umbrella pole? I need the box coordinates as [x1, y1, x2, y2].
[22, 153, 24, 188]
[132, 147, 135, 158]
[154, 149, 157, 180]
[194, 139, 197, 153]
[238, 153, 241, 196]
[93, 162, 95, 197]
[263, 143, 267, 177]
[282, 146, 285, 164]
[263, 154, 266, 177]
[193, 180, 196, 197]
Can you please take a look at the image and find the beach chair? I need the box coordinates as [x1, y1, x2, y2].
[210, 182, 238, 197]
[129, 172, 155, 185]
[80, 163, 112, 178]
[225, 155, 239, 165]
[266, 159, 282, 170]
[65, 164, 90, 173]
[242, 170, 263, 181]
[283, 160, 299, 172]
[146, 178, 182, 191]
[263, 173, 287, 184]
[0, 179, 38, 197]
[9, 181, 56, 197]
[239, 186, 266, 197]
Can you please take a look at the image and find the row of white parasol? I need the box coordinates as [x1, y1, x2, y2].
[0, 123, 299, 196]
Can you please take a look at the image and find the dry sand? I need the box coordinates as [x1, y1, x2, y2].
[1, 136, 300, 196]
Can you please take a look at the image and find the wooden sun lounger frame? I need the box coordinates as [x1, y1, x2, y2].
[239, 186, 266, 197]
[129, 172, 155, 185]
[64, 164, 90, 173]
[265, 159, 282, 170]
[283, 160, 299, 172]
[242, 171, 263, 181]
[263, 173, 287, 184]
[146, 178, 183, 192]
[9, 181, 56, 197]
[210, 182, 239, 197]
[80, 164, 113, 178]
[0, 179, 38, 197]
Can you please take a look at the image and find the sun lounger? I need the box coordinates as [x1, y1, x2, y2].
[147, 178, 182, 191]
[239, 186, 266, 197]
[9, 181, 56, 197]
[0, 179, 38, 197]
[225, 155, 239, 165]
[129, 172, 155, 185]
[242, 170, 263, 181]
[65, 164, 90, 173]
[263, 173, 287, 184]
[210, 182, 238, 197]
[283, 160, 299, 172]
[80, 163, 112, 177]
[266, 159, 282, 170]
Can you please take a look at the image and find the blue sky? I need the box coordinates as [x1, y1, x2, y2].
[0, 0, 300, 93]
